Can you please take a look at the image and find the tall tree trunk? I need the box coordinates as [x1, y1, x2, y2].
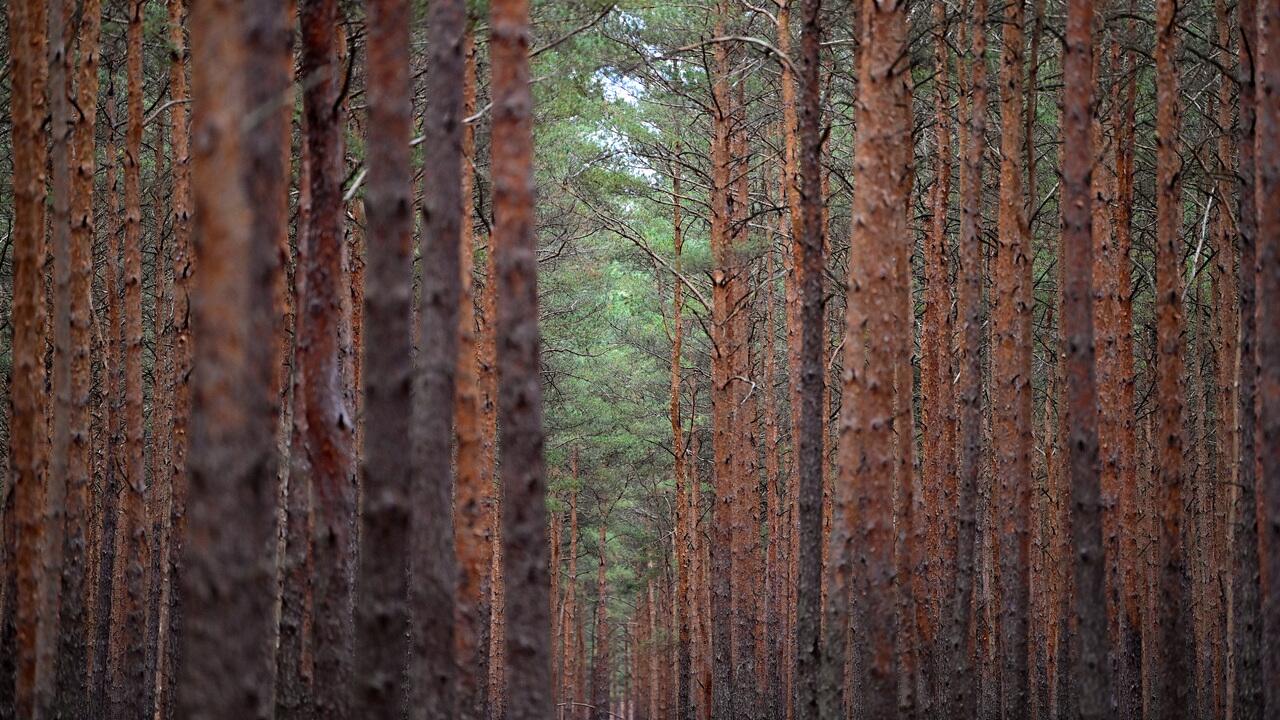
[921, 3, 954, 706]
[91, 76, 123, 716]
[1062, 0, 1112, 714]
[46, 0, 82, 712]
[355, 0, 416, 715]
[411, 0, 466, 717]
[669, 161, 695, 720]
[1107, 12, 1142, 716]
[164, 0, 195, 705]
[56, 0, 102, 710]
[490, 0, 552, 716]
[793, 0, 825, 718]
[298, 0, 357, 715]
[454, 25, 494, 720]
[1232, 0, 1262, 712]
[708, 4, 736, 717]
[1255, 0, 1280, 709]
[564, 479, 581, 720]
[826, 0, 909, 717]
[950, 0, 986, 715]
[592, 526, 610, 720]
[1153, 0, 1194, 714]
[109, 2, 149, 714]
[240, 0, 292, 712]
[7, 0, 50, 715]
[175, 0, 280, 715]
[994, 0, 1032, 714]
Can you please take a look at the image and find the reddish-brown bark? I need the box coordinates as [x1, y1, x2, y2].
[993, 0, 1032, 713]
[454, 26, 494, 720]
[7, 0, 50, 715]
[175, 0, 280, 716]
[792, 0, 825, 716]
[55, 0, 102, 710]
[1255, 0, 1280, 707]
[563, 480, 581, 720]
[825, 0, 910, 717]
[1152, 0, 1194, 714]
[108, 3, 149, 715]
[1232, 0, 1262, 713]
[298, 1, 358, 715]
[669, 161, 694, 720]
[949, 0, 986, 715]
[490, 0, 553, 716]
[1062, 0, 1112, 713]
[591, 525, 610, 720]
[355, 0, 416, 715]
[921, 4, 954, 703]
[164, 0, 195, 705]
[708, 6, 736, 717]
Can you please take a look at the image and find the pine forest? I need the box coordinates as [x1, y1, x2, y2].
[0, 0, 1278, 718]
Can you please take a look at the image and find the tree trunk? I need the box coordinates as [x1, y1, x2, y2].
[1062, 0, 1112, 713]
[175, 0, 281, 714]
[1231, 0, 1262, 713]
[592, 526, 610, 720]
[354, 0, 416, 715]
[164, 0, 195, 706]
[1254, 0, 1280, 709]
[454, 26, 495, 720]
[411, 0, 467, 716]
[298, 0, 357, 715]
[490, 0, 552, 716]
[921, 4, 954, 706]
[108, 2, 149, 714]
[994, 0, 1032, 713]
[56, 0, 102, 710]
[1153, 0, 1194, 714]
[950, 0, 986, 715]
[793, 0, 825, 717]
[7, 0, 50, 715]
[830, 0, 911, 715]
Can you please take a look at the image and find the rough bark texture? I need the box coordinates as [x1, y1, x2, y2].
[1256, 0, 1280, 710]
[828, 1, 909, 717]
[949, 0, 986, 715]
[1232, 0, 1263, 713]
[410, 0, 466, 716]
[708, 5, 736, 717]
[591, 526, 610, 720]
[298, 1, 357, 715]
[1062, 0, 1112, 713]
[46, 0, 79, 712]
[56, 0, 102, 710]
[1153, 0, 1194, 715]
[993, 0, 1032, 714]
[355, 0, 415, 715]
[164, 0, 195, 706]
[563, 481, 581, 720]
[1105, 13, 1142, 717]
[669, 164, 694, 720]
[793, 0, 825, 717]
[108, 3, 149, 715]
[921, 4, 954, 706]
[793, 0, 824, 712]
[454, 26, 493, 720]
[175, 0, 279, 716]
[490, 0, 553, 717]
[7, 0, 50, 715]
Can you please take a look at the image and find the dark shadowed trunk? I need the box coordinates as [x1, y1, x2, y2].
[354, 0, 415, 715]
[175, 0, 280, 715]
